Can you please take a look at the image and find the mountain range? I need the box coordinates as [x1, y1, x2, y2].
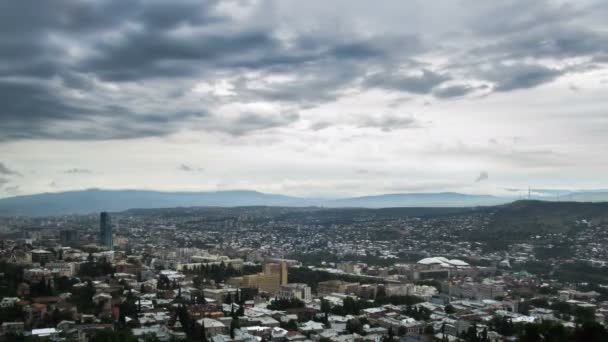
[1, 188, 608, 217]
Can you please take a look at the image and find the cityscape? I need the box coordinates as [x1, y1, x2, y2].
[2, 0, 608, 341]
[1, 202, 608, 341]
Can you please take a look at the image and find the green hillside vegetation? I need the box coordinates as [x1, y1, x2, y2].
[462, 200, 608, 249]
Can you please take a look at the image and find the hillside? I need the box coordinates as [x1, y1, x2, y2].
[328, 192, 508, 208]
[488, 200, 608, 233]
[0, 189, 309, 217]
[0, 189, 514, 217]
[2, 188, 608, 217]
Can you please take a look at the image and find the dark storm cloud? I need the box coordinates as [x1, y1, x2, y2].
[0, 163, 21, 176]
[0, 0, 409, 140]
[220, 111, 300, 136]
[487, 63, 565, 92]
[433, 84, 482, 98]
[1, 0, 607, 141]
[486, 27, 608, 60]
[81, 30, 282, 81]
[0, 80, 207, 141]
[467, 1, 580, 37]
[364, 69, 450, 94]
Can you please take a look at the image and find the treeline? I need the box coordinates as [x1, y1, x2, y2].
[321, 295, 427, 317]
[488, 317, 608, 342]
[183, 263, 262, 284]
[267, 298, 305, 310]
[519, 298, 596, 323]
[288, 267, 381, 293]
[78, 254, 115, 278]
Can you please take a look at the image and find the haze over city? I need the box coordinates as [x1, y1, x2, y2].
[2, 0, 608, 199]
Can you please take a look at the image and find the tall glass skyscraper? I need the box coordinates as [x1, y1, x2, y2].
[99, 212, 113, 250]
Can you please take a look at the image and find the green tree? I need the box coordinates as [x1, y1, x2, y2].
[230, 317, 240, 339]
[286, 319, 299, 331]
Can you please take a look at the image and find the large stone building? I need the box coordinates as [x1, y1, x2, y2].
[278, 283, 312, 302]
[316, 280, 359, 296]
[228, 262, 287, 294]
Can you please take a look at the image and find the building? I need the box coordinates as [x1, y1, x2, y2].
[278, 283, 312, 302]
[31, 249, 54, 265]
[45, 262, 76, 278]
[198, 318, 228, 337]
[59, 230, 79, 244]
[0, 297, 19, 308]
[1, 322, 25, 336]
[99, 212, 113, 250]
[317, 280, 359, 296]
[23, 268, 52, 284]
[228, 262, 288, 294]
[203, 288, 238, 303]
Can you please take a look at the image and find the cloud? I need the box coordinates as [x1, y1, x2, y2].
[178, 164, 204, 172]
[364, 69, 450, 94]
[65, 168, 91, 174]
[0, 178, 8, 187]
[4, 185, 19, 195]
[0, 80, 208, 141]
[475, 171, 489, 182]
[0, 162, 21, 176]
[0, 0, 606, 143]
[433, 84, 485, 98]
[486, 63, 565, 92]
[357, 114, 422, 132]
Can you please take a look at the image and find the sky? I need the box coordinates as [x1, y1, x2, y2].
[1, 0, 608, 198]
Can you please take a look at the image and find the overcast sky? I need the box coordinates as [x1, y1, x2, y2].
[1, 0, 608, 198]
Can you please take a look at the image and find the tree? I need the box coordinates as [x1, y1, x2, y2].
[230, 317, 240, 339]
[321, 298, 331, 323]
[519, 323, 541, 342]
[224, 293, 233, 305]
[387, 326, 395, 342]
[267, 298, 304, 311]
[445, 304, 455, 314]
[463, 323, 479, 342]
[480, 328, 488, 342]
[343, 297, 359, 315]
[346, 319, 363, 335]
[573, 321, 608, 342]
[286, 319, 299, 331]
[376, 286, 386, 299]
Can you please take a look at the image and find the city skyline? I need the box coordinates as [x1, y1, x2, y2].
[1, 0, 608, 198]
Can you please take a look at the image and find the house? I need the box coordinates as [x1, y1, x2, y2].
[198, 318, 228, 337]
[299, 321, 324, 334]
[0, 297, 19, 308]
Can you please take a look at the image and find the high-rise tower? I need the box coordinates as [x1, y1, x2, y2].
[99, 212, 113, 250]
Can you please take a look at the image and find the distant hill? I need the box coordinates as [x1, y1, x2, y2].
[0, 189, 310, 217]
[327, 192, 509, 208]
[0, 189, 514, 216]
[559, 191, 608, 202]
[1, 188, 608, 217]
